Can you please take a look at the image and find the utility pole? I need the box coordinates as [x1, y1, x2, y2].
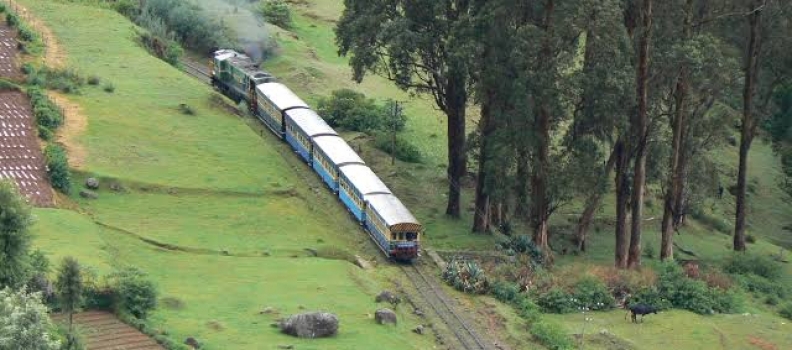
[391, 100, 400, 166]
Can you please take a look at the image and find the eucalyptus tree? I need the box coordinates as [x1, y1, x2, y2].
[654, 0, 740, 260]
[336, 0, 475, 218]
[722, 0, 792, 251]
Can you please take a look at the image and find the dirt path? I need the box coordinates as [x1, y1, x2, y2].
[51, 311, 165, 350]
[6, 0, 87, 170]
[6, 0, 65, 68]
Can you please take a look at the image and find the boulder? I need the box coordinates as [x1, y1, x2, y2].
[375, 291, 400, 306]
[260, 306, 277, 314]
[278, 312, 339, 338]
[184, 337, 200, 349]
[375, 308, 398, 325]
[79, 189, 98, 199]
[85, 177, 100, 190]
[412, 325, 425, 335]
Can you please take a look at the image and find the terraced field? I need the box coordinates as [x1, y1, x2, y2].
[0, 22, 52, 206]
[52, 311, 164, 350]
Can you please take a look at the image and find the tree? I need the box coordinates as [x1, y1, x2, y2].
[729, 0, 791, 251]
[0, 287, 61, 350]
[55, 257, 84, 345]
[627, 0, 654, 269]
[336, 0, 473, 218]
[0, 179, 34, 288]
[110, 267, 158, 319]
[570, 0, 634, 253]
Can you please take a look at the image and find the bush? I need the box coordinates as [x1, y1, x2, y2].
[530, 321, 575, 350]
[29, 88, 64, 133]
[103, 83, 115, 93]
[513, 295, 541, 322]
[109, 267, 158, 319]
[723, 253, 782, 279]
[316, 89, 407, 133]
[178, 103, 195, 115]
[536, 288, 576, 314]
[631, 286, 672, 310]
[779, 303, 792, 321]
[87, 76, 100, 85]
[644, 242, 655, 259]
[496, 234, 544, 268]
[133, 0, 234, 54]
[44, 144, 71, 194]
[260, 0, 293, 29]
[735, 274, 788, 299]
[571, 277, 614, 311]
[491, 281, 521, 303]
[441, 258, 490, 294]
[745, 234, 756, 244]
[709, 288, 744, 314]
[373, 133, 422, 163]
[6, 12, 18, 27]
[27, 67, 84, 93]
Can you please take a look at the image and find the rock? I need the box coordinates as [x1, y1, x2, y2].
[85, 177, 100, 190]
[109, 182, 124, 192]
[184, 337, 200, 349]
[375, 291, 401, 306]
[260, 307, 277, 314]
[354, 255, 372, 269]
[413, 308, 424, 317]
[277, 346, 294, 350]
[79, 189, 98, 199]
[278, 312, 339, 338]
[375, 308, 398, 325]
[412, 325, 425, 335]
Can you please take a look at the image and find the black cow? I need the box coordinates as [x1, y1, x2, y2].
[625, 304, 658, 323]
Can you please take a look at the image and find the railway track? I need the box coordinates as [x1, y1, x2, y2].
[181, 59, 210, 83]
[180, 59, 496, 350]
[401, 263, 493, 350]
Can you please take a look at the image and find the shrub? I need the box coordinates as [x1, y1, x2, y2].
[735, 274, 788, 299]
[109, 267, 158, 319]
[6, 12, 18, 27]
[571, 277, 614, 311]
[316, 89, 407, 133]
[491, 281, 521, 303]
[29, 88, 64, 132]
[178, 103, 195, 115]
[87, 76, 100, 85]
[779, 303, 792, 321]
[588, 266, 656, 296]
[44, 144, 71, 194]
[103, 83, 115, 93]
[27, 67, 84, 93]
[260, 0, 293, 29]
[708, 287, 744, 314]
[536, 288, 576, 314]
[0, 3, 6, 13]
[765, 295, 780, 306]
[442, 258, 490, 294]
[530, 321, 575, 350]
[631, 286, 672, 310]
[643, 242, 655, 259]
[133, 0, 234, 54]
[513, 295, 541, 322]
[723, 253, 782, 279]
[745, 234, 756, 244]
[373, 133, 422, 163]
[496, 234, 544, 268]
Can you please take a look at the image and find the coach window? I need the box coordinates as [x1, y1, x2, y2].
[406, 232, 417, 241]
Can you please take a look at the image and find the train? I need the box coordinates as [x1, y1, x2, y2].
[209, 49, 421, 261]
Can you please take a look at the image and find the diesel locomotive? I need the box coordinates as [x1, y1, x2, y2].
[210, 49, 421, 261]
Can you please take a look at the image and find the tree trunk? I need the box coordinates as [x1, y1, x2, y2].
[472, 95, 493, 233]
[531, 0, 555, 264]
[735, 0, 763, 252]
[576, 146, 617, 252]
[628, 0, 653, 269]
[514, 150, 530, 220]
[445, 74, 467, 218]
[661, 0, 694, 261]
[614, 139, 630, 268]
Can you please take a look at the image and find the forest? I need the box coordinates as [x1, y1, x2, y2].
[336, 0, 792, 267]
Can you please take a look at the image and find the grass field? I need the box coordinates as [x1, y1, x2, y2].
[19, 0, 435, 348]
[20, 0, 792, 349]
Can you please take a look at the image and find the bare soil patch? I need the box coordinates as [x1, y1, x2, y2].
[51, 311, 164, 350]
[49, 91, 87, 169]
[0, 90, 53, 206]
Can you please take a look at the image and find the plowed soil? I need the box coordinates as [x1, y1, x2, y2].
[51, 311, 165, 350]
[0, 90, 53, 206]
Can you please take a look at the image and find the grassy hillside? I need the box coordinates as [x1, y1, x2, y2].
[20, 0, 434, 348]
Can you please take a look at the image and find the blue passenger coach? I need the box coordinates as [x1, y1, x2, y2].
[284, 108, 338, 163]
[338, 164, 391, 222]
[311, 136, 365, 192]
[255, 83, 309, 137]
[365, 194, 421, 259]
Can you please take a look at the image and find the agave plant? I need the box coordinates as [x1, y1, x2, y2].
[442, 258, 490, 294]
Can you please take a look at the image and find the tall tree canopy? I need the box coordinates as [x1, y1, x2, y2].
[336, 0, 474, 218]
